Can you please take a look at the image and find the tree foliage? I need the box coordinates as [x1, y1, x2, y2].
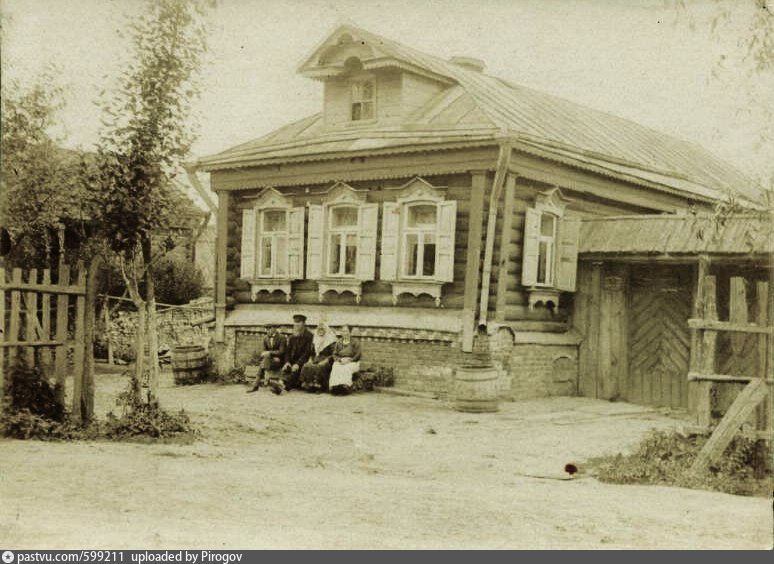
[0, 76, 85, 265]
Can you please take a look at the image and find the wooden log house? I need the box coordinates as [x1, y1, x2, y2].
[193, 25, 767, 401]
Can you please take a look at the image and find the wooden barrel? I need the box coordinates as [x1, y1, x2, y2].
[453, 364, 499, 413]
[171, 345, 207, 385]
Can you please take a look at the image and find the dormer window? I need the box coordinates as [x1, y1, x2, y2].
[350, 79, 375, 121]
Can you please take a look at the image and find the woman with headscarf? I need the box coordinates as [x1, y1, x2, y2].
[329, 324, 362, 395]
[300, 322, 337, 392]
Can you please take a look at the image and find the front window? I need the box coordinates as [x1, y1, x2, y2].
[402, 203, 437, 278]
[351, 79, 375, 121]
[258, 209, 288, 278]
[536, 212, 556, 285]
[328, 206, 359, 276]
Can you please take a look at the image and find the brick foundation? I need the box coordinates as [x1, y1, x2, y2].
[218, 323, 580, 400]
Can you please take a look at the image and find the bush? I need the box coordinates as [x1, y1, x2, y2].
[5, 358, 64, 421]
[592, 430, 771, 497]
[151, 254, 205, 305]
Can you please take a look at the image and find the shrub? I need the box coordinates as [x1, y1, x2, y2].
[151, 254, 205, 305]
[5, 357, 64, 421]
[592, 430, 771, 497]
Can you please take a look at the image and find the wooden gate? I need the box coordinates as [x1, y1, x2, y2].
[627, 265, 692, 407]
[0, 265, 88, 420]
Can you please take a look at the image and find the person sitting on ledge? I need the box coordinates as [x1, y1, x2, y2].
[299, 322, 337, 393]
[329, 324, 362, 396]
[247, 324, 286, 393]
[270, 314, 313, 395]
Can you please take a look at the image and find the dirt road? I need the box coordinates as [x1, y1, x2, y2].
[1, 371, 771, 549]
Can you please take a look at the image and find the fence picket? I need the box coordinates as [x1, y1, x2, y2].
[41, 269, 52, 374]
[71, 265, 87, 421]
[54, 265, 71, 405]
[25, 269, 38, 366]
[8, 269, 22, 367]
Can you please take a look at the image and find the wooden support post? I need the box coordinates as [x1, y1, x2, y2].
[54, 265, 70, 406]
[688, 256, 708, 414]
[104, 298, 114, 365]
[8, 268, 22, 367]
[696, 274, 718, 427]
[755, 281, 770, 433]
[462, 170, 487, 352]
[214, 190, 230, 343]
[41, 269, 52, 375]
[729, 277, 747, 357]
[588, 262, 603, 399]
[494, 174, 516, 323]
[25, 269, 38, 366]
[691, 378, 768, 473]
[71, 265, 86, 422]
[0, 267, 5, 399]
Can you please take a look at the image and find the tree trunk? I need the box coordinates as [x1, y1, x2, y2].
[143, 236, 160, 405]
[134, 301, 146, 399]
[81, 257, 103, 422]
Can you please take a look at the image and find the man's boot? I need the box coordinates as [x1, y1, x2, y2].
[246, 369, 264, 393]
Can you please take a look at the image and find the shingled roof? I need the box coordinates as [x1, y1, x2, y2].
[197, 24, 763, 205]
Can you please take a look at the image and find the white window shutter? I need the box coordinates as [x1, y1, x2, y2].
[356, 203, 378, 281]
[287, 207, 305, 280]
[306, 204, 324, 280]
[521, 207, 541, 287]
[379, 202, 400, 280]
[435, 200, 457, 282]
[240, 209, 256, 279]
[555, 217, 580, 292]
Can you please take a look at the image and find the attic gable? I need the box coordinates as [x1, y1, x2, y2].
[298, 25, 455, 86]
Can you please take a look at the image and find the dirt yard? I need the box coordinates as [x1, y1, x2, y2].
[1, 370, 771, 549]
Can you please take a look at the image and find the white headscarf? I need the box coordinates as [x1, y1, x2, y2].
[312, 323, 337, 355]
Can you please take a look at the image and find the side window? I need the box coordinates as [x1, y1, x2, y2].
[351, 79, 375, 121]
[521, 189, 579, 293]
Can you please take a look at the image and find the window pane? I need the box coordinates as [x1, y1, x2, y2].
[351, 102, 362, 121]
[345, 233, 357, 275]
[422, 234, 436, 277]
[260, 237, 273, 276]
[263, 210, 286, 232]
[275, 236, 287, 277]
[540, 214, 555, 237]
[329, 233, 341, 275]
[537, 240, 548, 284]
[331, 206, 358, 228]
[405, 233, 419, 276]
[408, 204, 437, 227]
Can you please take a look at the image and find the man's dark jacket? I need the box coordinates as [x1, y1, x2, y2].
[284, 329, 313, 367]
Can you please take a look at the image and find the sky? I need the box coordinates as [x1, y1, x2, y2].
[2, 0, 772, 191]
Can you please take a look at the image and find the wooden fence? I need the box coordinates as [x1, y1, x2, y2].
[0, 265, 88, 420]
[687, 269, 772, 470]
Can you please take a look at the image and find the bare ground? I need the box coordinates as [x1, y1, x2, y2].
[1, 370, 771, 549]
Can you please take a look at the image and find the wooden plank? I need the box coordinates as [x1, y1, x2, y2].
[688, 257, 708, 413]
[696, 275, 717, 427]
[688, 372, 773, 384]
[214, 190, 230, 342]
[0, 282, 85, 295]
[7, 268, 22, 366]
[691, 378, 768, 473]
[0, 267, 5, 398]
[686, 318, 772, 334]
[755, 281, 770, 432]
[24, 269, 38, 365]
[40, 269, 53, 374]
[588, 262, 603, 399]
[462, 170, 487, 352]
[494, 174, 516, 322]
[54, 265, 70, 406]
[71, 266, 87, 422]
[729, 277, 748, 353]
[0, 340, 64, 347]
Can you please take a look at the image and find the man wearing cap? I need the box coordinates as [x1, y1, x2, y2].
[246, 324, 286, 393]
[272, 314, 313, 394]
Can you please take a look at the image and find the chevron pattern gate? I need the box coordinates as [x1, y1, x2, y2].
[627, 265, 692, 408]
